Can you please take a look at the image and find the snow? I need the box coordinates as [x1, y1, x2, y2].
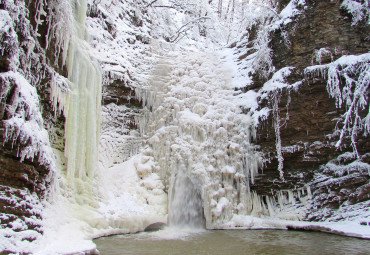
[223, 215, 370, 239]
[2, 0, 370, 253]
[262, 67, 295, 92]
[305, 53, 370, 157]
[0, 9, 18, 70]
[0, 186, 44, 254]
[341, 0, 370, 25]
[0, 71, 56, 168]
[279, 0, 306, 25]
[31, 153, 167, 255]
[313, 48, 333, 65]
[99, 154, 167, 227]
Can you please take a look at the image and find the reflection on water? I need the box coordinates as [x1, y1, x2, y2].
[94, 229, 370, 255]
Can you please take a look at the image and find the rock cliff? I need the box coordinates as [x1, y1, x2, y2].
[242, 0, 370, 221]
[1, 0, 65, 247]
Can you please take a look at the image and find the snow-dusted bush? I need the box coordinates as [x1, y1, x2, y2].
[305, 53, 370, 157]
[30, 0, 74, 64]
[252, 25, 276, 79]
[0, 71, 56, 167]
[341, 0, 370, 25]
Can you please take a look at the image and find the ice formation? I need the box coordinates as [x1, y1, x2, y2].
[49, 0, 102, 184]
[0, 71, 56, 168]
[136, 51, 286, 228]
[30, 1, 104, 252]
[37, 3, 169, 253]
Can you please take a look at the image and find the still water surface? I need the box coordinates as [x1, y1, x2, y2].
[94, 229, 370, 255]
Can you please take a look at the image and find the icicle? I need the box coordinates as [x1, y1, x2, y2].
[288, 190, 295, 205]
[0, 71, 56, 168]
[50, 72, 70, 118]
[34, 0, 47, 37]
[266, 196, 275, 217]
[273, 91, 285, 180]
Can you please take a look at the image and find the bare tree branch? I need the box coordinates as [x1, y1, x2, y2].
[152, 5, 177, 9]
[145, 0, 159, 8]
[169, 16, 211, 43]
[255, 3, 280, 18]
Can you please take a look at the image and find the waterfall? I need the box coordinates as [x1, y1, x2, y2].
[168, 163, 205, 228]
[51, 0, 102, 185]
[136, 51, 263, 228]
[28, 0, 104, 252]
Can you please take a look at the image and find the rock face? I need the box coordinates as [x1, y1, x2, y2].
[0, 0, 66, 243]
[245, 0, 370, 221]
[144, 222, 166, 232]
[0, 131, 49, 237]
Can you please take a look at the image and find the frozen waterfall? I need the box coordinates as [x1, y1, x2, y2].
[51, 0, 102, 184]
[32, 1, 105, 253]
[136, 51, 264, 228]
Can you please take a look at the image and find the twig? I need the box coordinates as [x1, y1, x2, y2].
[152, 5, 177, 9]
[169, 16, 211, 43]
[145, 0, 159, 8]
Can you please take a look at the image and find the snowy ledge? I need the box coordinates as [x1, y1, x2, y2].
[215, 216, 370, 240]
[286, 221, 370, 240]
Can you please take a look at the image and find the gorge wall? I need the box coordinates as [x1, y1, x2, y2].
[243, 0, 370, 222]
[1, 0, 66, 248]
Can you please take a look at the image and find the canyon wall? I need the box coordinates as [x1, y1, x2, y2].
[1, 0, 67, 246]
[242, 0, 370, 221]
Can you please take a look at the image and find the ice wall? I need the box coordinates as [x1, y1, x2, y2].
[136, 51, 265, 228]
[31, 1, 104, 253]
[51, 0, 102, 184]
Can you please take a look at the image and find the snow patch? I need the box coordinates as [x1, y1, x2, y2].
[341, 0, 370, 25]
[0, 71, 56, 168]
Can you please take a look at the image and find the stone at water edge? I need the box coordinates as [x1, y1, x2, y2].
[144, 222, 167, 232]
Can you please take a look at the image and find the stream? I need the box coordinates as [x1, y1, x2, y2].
[94, 229, 370, 255]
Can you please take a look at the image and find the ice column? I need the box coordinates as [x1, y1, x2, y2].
[63, 0, 102, 182]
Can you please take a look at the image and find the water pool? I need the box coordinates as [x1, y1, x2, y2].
[94, 228, 370, 255]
